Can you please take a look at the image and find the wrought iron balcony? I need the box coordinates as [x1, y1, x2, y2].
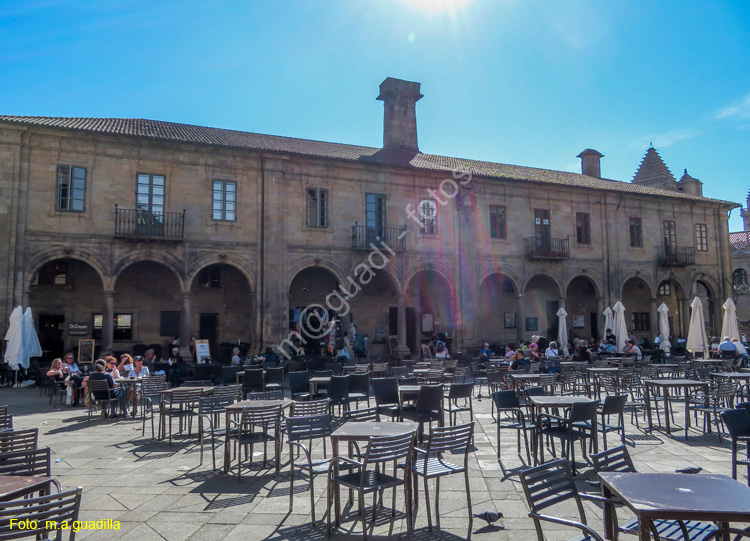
[656, 245, 694, 267]
[524, 237, 570, 260]
[114, 206, 185, 241]
[351, 223, 406, 251]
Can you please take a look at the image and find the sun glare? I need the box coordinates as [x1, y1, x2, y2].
[401, 0, 471, 13]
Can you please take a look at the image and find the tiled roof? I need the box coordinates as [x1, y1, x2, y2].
[730, 231, 750, 252]
[633, 147, 675, 185]
[0, 115, 736, 206]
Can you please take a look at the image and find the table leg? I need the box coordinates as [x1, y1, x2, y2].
[645, 384, 654, 432]
[602, 484, 615, 541]
[638, 513, 652, 540]
[333, 437, 341, 529]
[535, 406, 543, 466]
[683, 385, 690, 439]
[223, 409, 231, 473]
[663, 388, 672, 434]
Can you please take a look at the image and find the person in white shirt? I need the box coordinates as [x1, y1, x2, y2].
[545, 341, 560, 358]
[732, 338, 748, 366]
[435, 342, 450, 358]
[622, 339, 642, 360]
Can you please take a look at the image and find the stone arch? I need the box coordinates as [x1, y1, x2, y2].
[479, 267, 522, 298]
[24, 247, 107, 291]
[187, 253, 256, 294]
[523, 273, 562, 298]
[286, 257, 349, 292]
[564, 275, 601, 340]
[620, 272, 656, 299]
[476, 271, 519, 345]
[563, 271, 603, 299]
[112, 250, 186, 291]
[403, 261, 456, 298]
[405, 267, 458, 353]
[689, 271, 721, 299]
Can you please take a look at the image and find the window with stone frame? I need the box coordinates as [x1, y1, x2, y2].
[631, 312, 650, 332]
[629, 217, 643, 248]
[93, 313, 133, 340]
[734, 268, 748, 287]
[489, 205, 506, 239]
[657, 281, 671, 297]
[56, 165, 86, 211]
[576, 212, 591, 244]
[212, 180, 236, 221]
[37, 261, 69, 286]
[306, 188, 328, 228]
[419, 199, 437, 234]
[695, 223, 708, 252]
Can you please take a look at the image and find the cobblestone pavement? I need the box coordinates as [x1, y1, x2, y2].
[2, 384, 747, 540]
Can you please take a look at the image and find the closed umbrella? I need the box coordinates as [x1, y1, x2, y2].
[657, 303, 670, 343]
[686, 297, 709, 358]
[603, 307, 614, 337]
[3, 306, 23, 371]
[612, 301, 628, 353]
[721, 298, 740, 341]
[556, 306, 569, 357]
[23, 307, 42, 367]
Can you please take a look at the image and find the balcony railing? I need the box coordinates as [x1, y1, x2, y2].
[656, 245, 694, 267]
[351, 223, 406, 251]
[114, 205, 185, 241]
[524, 237, 570, 260]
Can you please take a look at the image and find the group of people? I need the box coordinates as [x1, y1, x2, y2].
[47, 351, 154, 416]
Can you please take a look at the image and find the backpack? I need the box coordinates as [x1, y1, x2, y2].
[336, 337, 345, 350]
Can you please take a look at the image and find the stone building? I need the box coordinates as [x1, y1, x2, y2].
[0, 77, 739, 360]
[730, 191, 750, 335]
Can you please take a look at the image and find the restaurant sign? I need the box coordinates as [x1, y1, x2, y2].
[67, 322, 90, 336]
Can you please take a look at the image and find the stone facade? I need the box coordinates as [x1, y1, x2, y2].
[0, 78, 739, 360]
[730, 192, 750, 335]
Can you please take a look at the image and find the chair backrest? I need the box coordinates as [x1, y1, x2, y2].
[183, 379, 213, 387]
[313, 370, 333, 378]
[397, 376, 418, 386]
[242, 369, 264, 391]
[452, 366, 469, 381]
[343, 407, 380, 422]
[87, 379, 114, 400]
[415, 384, 444, 413]
[245, 390, 283, 401]
[168, 388, 203, 405]
[600, 394, 628, 416]
[239, 403, 282, 427]
[447, 382, 474, 400]
[146, 374, 167, 384]
[430, 361, 445, 370]
[291, 398, 329, 416]
[568, 401, 600, 423]
[390, 366, 407, 377]
[422, 422, 473, 454]
[373, 377, 399, 405]
[288, 371, 310, 394]
[286, 413, 332, 442]
[591, 445, 636, 473]
[0, 405, 12, 431]
[265, 367, 285, 386]
[524, 386, 547, 398]
[364, 431, 416, 466]
[721, 408, 750, 438]
[327, 375, 350, 401]
[141, 380, 169, 399]
[0, 446, 52, 477]
[519, 458, 587, 519]
[349, 373, 370, 394]
[0, 487, 82, 540]
[199, 395, 236, 416]
[325, 362, 343, 375]
[262, 360, 278, 369]
[211, 384, 242, 400]
[492, 389, 521, 409]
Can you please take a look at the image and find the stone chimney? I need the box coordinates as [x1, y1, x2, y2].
[743, 190, 750, 231]
[678, 169, 703, 197]
[377, 77, 422, 152]
[577, 149, 603, 178]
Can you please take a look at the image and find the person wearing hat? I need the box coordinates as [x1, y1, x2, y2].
[478, 343, 493, 357]
[88, 360, 126, 417]
[127, 356, 150, 416]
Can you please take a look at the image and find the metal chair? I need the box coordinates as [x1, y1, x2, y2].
[211, 384, 242, 400]
[245, 390, 283, 401]
[401, 384, 444, 441]
[86, 379, 120, 419]
[0, 487, 83, 540]
[198, 395, 236, 470]
[291, 398, 329, 417]
[0, 405, 12, 431]
[228, 403, 282, 480]
[241, 368, 264, 398]
[539, 401, 599, 475]
[160, 388, 202, 445]
[0, 447, 62, 493]
[327, 431, 416, 540]
[264, 367, 285, 393]
[721, 408, 750, 485]
[140, 380, 169, 439]
[689, 380, 738, 441]
[343, 406, 380, 422]
[183, 379, 213, 387]
[372, 377, 401, 420]
[327, 375, 351, 416]
[596, 394, 627, 450]
[519, 459, 609, 541]
[0, 428, 38, 454]
[444, 382, 474, 426]
[491, 390, 534, 464]
[412, 422, 473, 531]
[348, 372, 370, 409]
[286, 413, 334, 522]
[288, 371, 311, 401]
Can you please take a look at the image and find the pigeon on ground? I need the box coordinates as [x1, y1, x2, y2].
[473, 511, 503, 525]
[586, 480, 602, 489]
[675, 467, 702, 474]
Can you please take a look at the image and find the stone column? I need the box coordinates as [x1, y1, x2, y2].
[396, 295, 410, 357]
[517, 294, 525, 343]
[681, 298, 691, 339]
[21, 289, 29, 311]
[180, 291, 192, 359]
[596, 297, 605, 340]
[102, 290, 114, 351]
[649, 298, 658, 337]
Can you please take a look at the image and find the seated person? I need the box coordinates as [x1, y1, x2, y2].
[732, 338, 748, 365]
[525, 342, 541, 362]
[599, 339, 617, 355]
[435, 342, 450, 359]
[622, 339, 642, 360]
[62, 353, 85, 406]
[573, 341, 593, 363]
[128, 356, 150, 416]
[104, 357, 121, 380]
[88, 360, 126, 416]
[231, 347, 242, 367]
[478, 343, 493, 357]
[117, 353, 135, 374]
[545, 341, 560, 358]
[509, 350, 530, 371]
[46, 358, 68, 390]
[719, 336, 738, 357]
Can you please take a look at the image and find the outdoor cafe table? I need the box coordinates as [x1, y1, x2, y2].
[507, 373, 544, 390]
[0, 475, 54, 501]
[711, 372, 750, 382]
[158, 387, 215, 440]
[222, 398, 292, 472]
[643, 379, 709, 439]
[586, 367, 620, 398]
[528, 395, 598, 465]
[309, 376, 331, 396]
[600, 472, 750, 541]
[329, 421, 418, 529]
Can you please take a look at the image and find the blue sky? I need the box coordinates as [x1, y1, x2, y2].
[1, 0, 748, 230]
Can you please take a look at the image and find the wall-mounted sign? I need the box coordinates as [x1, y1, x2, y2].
[525, 317, 538, 332]
[573, 315, 585, 329]
[194, 339, 211, 363]
[67, 322, 90, 336]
